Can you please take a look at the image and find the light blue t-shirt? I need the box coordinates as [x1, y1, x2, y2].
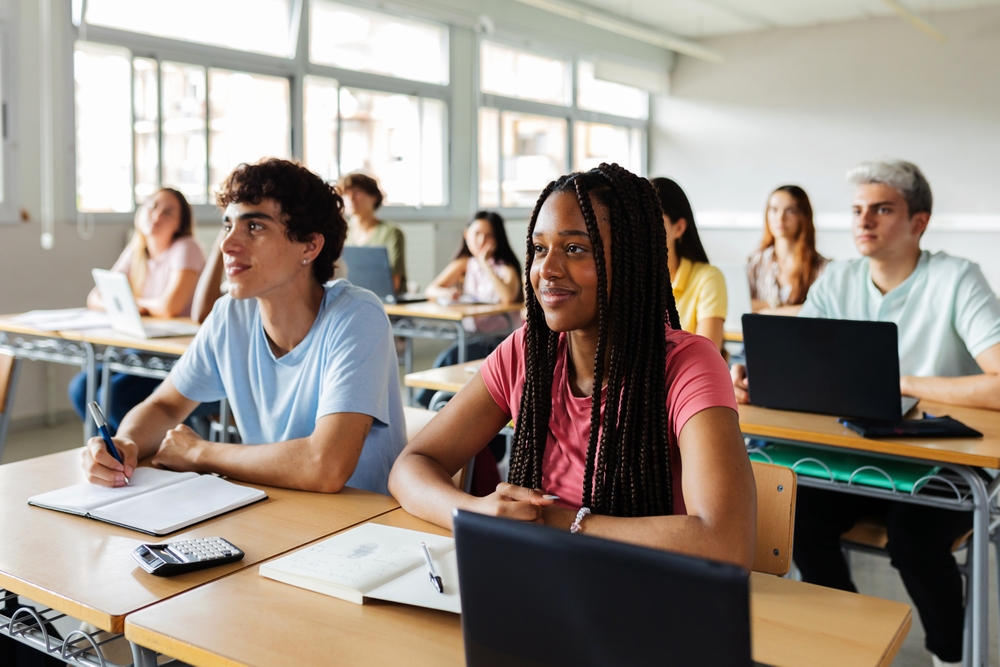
[170, 280, 406, 495]
[800, 250, 1000, 378]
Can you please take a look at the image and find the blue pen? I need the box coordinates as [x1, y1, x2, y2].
[88, 401, 129, 485]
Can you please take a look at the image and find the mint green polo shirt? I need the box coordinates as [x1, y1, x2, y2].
[799, 251, 1000, 378]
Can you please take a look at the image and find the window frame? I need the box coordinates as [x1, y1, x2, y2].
[476, 36, 648, 216]
[71, 0, 453, 223]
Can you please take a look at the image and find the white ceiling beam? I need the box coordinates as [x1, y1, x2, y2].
[880, 0, 947, 42]
[510, 0, 726, 64]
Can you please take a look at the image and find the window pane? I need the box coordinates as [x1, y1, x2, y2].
[75, 42, 132, 212]
[208, 69, 290, 194]
[573, 121, 644, 176]
[340, 88, 446, 207]
[304, 76, 340, 184]
[311, 0, 448, 85]
[86, 0, 292, 57]
[577, 61, 648, 120]
[162, 62, 207, 205]
[501, 112, 566, 208]
[480, 41, 569, 106]
[134, 57, 159, 203]
[478, 108, 499, 208]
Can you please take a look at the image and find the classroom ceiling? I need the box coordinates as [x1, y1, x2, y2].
[570, 0, 1000, 38]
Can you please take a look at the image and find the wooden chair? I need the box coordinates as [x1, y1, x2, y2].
[402, 406, 471, 491]
[752, 460, 797, 575]
[0, 349, 21, 463]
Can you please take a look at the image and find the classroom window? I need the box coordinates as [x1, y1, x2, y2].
[74, 41, 133, 213]
[304, 80, 446, 207]
[573, 122, 645, 176]
[480, 41, 570, 106]
[479, 111, 566, 209]
[208, 69, 291, 194]
[310, 0, 449, 85]
[162, 62, 208, 205]
[133, 58, 159, 203]
[576, 61, 649, 120]
[477, 108, 500, 208]
[84, 0, 294, 57]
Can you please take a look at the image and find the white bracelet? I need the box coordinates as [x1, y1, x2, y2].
[570, 507, 591, 534]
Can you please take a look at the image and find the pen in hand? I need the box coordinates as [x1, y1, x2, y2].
[421, 542, 443, 594]
[87, 401, 129, 486]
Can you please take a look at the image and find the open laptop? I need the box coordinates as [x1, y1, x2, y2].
[742, 314, 918, 422]
[339, 246, 425, 304]
[92, 269, 200, 339]
[719, 263, 753, 334]
[454, 510, 770, 667]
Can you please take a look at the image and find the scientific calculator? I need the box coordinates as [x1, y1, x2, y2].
[132, 536, 245, 576]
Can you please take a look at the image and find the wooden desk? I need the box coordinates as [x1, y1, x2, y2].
[724, 329, 743, 343]
[0, 449, 399, 634]
[126, 508, 910, 667]
[382, 302, 523, 322]
[403, 359, 484, 394]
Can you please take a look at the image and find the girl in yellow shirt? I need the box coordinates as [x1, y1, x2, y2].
[650, 177, 727, 350]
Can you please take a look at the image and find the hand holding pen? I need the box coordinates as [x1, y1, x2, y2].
[83, 402, 135, 487]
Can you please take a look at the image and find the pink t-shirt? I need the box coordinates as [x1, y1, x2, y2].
[111, 236, 206, 317]
[480, 325, 738, 515]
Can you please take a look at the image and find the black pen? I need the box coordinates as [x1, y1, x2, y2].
[421, 541, 444, 594]
[88, 401, 129, 485]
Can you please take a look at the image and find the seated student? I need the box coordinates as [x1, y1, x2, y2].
[416, 211, 524, 408]
[389, 164, 756, 567]
[650, 177, 728, 350]
[748, 185, 828, 315]
[732, 160, 1000, 667]
[81, 158, 406, 495]
[342, 173, 407, 293]
[69, 188, 206, 431]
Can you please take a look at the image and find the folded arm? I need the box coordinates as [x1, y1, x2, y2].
[135, 269, 201, 317]
[901, 342, 1000, 411]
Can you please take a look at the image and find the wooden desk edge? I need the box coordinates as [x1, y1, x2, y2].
[126, 624, 248, 667]
[879, 609, 912, 667]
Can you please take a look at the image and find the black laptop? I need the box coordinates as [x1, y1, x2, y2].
[339, 246, 425, 304]
[742, 314, 918, 423]
[454, 511, 768, 667]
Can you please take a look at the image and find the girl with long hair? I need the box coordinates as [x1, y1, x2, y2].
[748, 185, 828, 314]
[651, 177, 728, 350]
[389, 164, 755, 567]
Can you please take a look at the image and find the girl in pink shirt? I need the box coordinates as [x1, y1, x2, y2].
[389, 164, 756, 568]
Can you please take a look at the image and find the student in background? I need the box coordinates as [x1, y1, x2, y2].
[81, 159, 406, 495]
[69, 188, 205, 431]
[650, 177, 727, 350]
[390, 164, 756, 569]
[732, 160, 1000, 667]
[342, 173, 406, 293]
[748, 185, 828, 315]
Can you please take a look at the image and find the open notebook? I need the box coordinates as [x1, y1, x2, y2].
[28, 468, 267, 536]
[260, 523, 460, 613]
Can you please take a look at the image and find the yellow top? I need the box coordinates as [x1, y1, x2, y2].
[671, 257, 728, 333]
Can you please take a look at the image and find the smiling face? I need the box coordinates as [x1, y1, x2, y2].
[137, 190, 183, 243]
[851, 183, 927, 260]
[529, 191, 611, 335]
[220, 198, 322, 301]
[766, 190, 803, 240]
[465, 218, 496, 258]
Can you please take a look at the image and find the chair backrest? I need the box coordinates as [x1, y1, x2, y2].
[402, 406, 469, 490]
[751, 460, 797, 575]
[0, 350, 15, 417]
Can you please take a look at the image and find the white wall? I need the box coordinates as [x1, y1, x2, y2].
[650, 6, 1000, 291]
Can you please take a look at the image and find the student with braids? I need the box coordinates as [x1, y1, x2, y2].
[389, 164, 756, 567]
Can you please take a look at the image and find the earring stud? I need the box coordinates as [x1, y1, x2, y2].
[302, 259, 309, 265]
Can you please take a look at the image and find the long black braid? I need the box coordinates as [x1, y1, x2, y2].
[507, 163, 681, 517]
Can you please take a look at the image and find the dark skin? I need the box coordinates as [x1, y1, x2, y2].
[388, 191, 756, 569]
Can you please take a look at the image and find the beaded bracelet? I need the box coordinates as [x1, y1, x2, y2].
[570, 507, 591, 534]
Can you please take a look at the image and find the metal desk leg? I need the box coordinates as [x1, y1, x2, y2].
[83, 343, 97, 441]
[218, 397, 231, 444]
[456, 325, 466, 364]
[131, 641, 158, 667]
[100, 347, 114, 421]
[404, 337, 415, 406]
[956, 465, 989, 667]
[0, 356, 22, 461]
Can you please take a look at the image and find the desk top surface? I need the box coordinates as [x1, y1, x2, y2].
[740, 401, 1000, 468]
[0, 313, 195, 356]
[126, 508, 910, 667]
[0, 449, 398, 633]
[403, 360, 484, 392]
[383, 302, 523, 321]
